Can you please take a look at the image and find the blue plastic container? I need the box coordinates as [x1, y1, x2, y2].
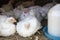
[43, 26, 60, 40]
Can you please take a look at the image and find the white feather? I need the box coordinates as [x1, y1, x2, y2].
[0, 15, 16, 36]
[16, 16, 42, 37]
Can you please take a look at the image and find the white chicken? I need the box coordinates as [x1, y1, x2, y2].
[20, 7, 43, 22]
[13, 6, 45, 21]
[0, 15, 16, 36]
[28, 6, 46, 19]
[16, 16, 42, 37]
[29, 3, 55, 19]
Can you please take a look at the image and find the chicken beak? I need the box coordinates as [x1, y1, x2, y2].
[14, 19, 17, 23]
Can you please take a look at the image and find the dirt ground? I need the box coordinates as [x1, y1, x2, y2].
[0, 31, 50, 40]
[0, 19, 50, 40]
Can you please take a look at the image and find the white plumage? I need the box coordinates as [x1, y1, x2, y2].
[20, 7, 43, 22]
[0, 16, 16, 36]
[0, 15, 8, 22]
[16, 16, 42, 37]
